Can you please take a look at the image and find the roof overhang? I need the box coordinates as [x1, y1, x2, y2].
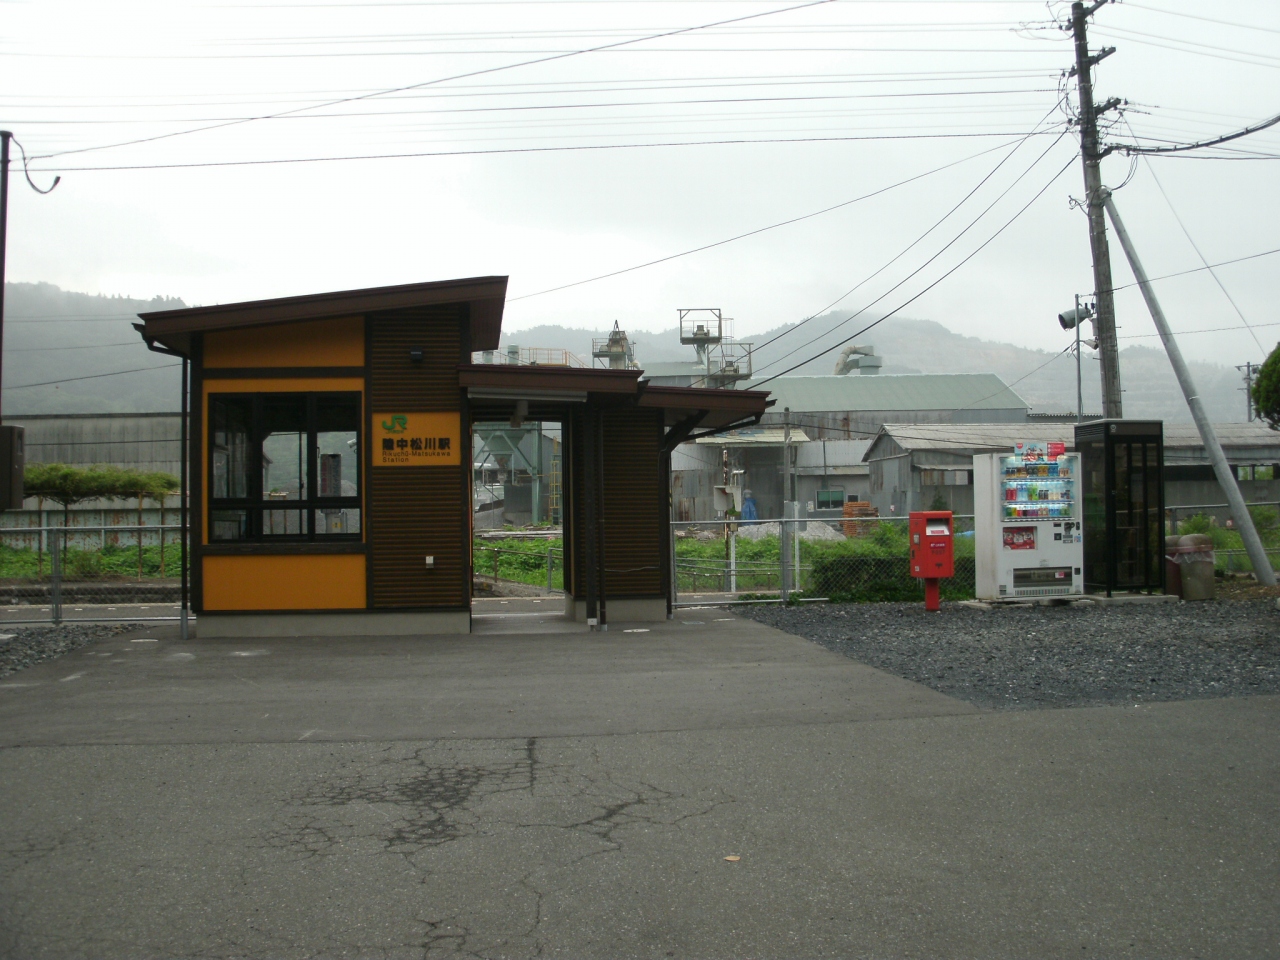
[137, 276, 508, 357]
[460, 367, 772, 435]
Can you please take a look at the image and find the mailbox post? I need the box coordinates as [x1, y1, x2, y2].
[909, 510, 954, 612]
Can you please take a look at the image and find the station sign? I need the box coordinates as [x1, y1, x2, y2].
[373, 412, 462, 466]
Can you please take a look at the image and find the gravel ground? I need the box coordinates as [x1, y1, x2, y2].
[0, 624, 139, 678]
[743, 599, 1280, 710]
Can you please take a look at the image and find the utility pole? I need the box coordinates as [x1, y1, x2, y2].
[0, 131, 11, 420]
[1237, 362, 1260, 422]
[1069, 1, 1124, 419]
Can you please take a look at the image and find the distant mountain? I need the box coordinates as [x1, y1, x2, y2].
[502, 312, 1251, 423]
[3, 282, 186, 414]
[3, 282, 1250, 422]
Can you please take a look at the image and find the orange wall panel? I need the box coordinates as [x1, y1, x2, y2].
[204, 316, 364, 368]
[202, 554, 366, 611]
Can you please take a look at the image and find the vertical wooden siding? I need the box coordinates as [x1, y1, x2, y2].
[600, 407, 664, 597]
[367, 305, 470, 609]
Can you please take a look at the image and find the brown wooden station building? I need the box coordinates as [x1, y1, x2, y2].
[137, 277, 771, 637]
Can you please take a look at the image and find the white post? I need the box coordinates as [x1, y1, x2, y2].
[1104, 194, 1275, 586]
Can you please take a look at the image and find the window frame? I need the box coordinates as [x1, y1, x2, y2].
[208, 391, 362, 543]
[815, 488, 845, 509]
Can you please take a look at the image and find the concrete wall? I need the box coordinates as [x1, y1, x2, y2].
[4, 412, 183, 478]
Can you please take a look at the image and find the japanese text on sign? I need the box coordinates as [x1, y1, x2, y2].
[373, 412, 462, 466]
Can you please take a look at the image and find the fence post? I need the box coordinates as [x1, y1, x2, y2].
[780, 507, 793, 601]
[547, 546, 553, 591]
[50, 525, 63, 626]
[729, 530, 737, 594]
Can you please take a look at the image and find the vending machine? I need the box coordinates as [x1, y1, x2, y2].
[974, 442, 1084, 600]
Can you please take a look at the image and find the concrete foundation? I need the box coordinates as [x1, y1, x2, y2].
[197, 611, 471, 639]
[563, 595, 668, 623]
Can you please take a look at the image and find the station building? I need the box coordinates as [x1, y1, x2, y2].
[137, 277, 770, 637]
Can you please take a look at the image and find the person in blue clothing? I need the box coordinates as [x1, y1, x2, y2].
[740, 489, 758, 524]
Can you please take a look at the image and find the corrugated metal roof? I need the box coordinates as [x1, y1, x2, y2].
[739, 374, 1027, 412]
[866, 421, 1280, 459]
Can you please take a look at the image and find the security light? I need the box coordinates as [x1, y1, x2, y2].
[1058, 304, 1095, 330]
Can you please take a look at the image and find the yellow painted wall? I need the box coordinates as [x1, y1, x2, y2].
[203, 554, 366, 610]
[204, 316, 364, 368]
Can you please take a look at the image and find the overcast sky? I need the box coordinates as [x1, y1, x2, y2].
[3, 0, 1277, 371]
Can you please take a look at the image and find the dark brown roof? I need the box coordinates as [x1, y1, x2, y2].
[459, 365, 772, 433]
[137, 276, 508, 356]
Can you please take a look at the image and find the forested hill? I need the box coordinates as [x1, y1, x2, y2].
[3, 283, 186, 414]
[3, 282, 1253, 422]
[503, 313, 1253, 423]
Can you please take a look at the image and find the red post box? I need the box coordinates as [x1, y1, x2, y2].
[909, 510, 954, 612]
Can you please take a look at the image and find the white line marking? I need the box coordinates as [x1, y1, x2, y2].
[298, 729, 319, 741]
[131, 638, 158, 643]
[231, 650, 268, 657]
[623, 628, 650, 633]
[60, 673, 84, 682]
[0, 682, 38, 689]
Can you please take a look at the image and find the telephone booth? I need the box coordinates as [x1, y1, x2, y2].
[1074, 420, 1165, 596]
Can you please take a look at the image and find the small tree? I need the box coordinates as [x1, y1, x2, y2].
[95, 467, 180, 579]
[23, 464, 119, 574]
[1252, 342, 1280, 429]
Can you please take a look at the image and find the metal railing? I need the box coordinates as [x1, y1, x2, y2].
[473, 544, 564, 593]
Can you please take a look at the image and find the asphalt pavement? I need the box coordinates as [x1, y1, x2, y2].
[1, 605, 1276, 958]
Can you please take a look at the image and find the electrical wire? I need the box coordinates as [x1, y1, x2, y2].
[1122, 3, 1280, 36]
[750, 153, 1076, 389]
[1106, 247, 1280, 293]
[1121, 116, 1264, 352]
[2, 365, 182, 391]
[30, 0, 841, 162]
[29, 129, 1064, 174]
[508, 135, 1028, 303]
[747, 109, 1067, 362]
[1113, 113, 1280, 156]
[749, 124, 1070, 378]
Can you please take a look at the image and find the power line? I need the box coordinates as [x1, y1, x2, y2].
[750, 125, 1070, 378]
[1122, 116, 1263, 352]
[751, 154, 1076, 389]
[1114, 113, 1280, 156]
[1122, 3, 1280, 35]
[30, 129, 1064, 174]
[31, 0, 841, 163]
[2, 364, 182, 390]
[509, 135, 1031, 302]
[1106, 247, 1280, 292]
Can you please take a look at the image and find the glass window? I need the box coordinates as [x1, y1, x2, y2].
[816, 489, 844, 509]
[211, 397, 252, 500]
[208, 392, 361, 542]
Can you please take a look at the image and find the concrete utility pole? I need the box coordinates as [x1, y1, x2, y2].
[1105, 194, 1276, 587]
[1237, 362, 1260, 422]
[0, 131, 10, 419]
[1069, 1, 1124, 419]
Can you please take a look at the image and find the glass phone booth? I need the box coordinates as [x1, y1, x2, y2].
[1074, 420, 1165, 596]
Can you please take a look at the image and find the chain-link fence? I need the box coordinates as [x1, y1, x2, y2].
[0, 524, 186, 624]
[673, 516, 976, 607]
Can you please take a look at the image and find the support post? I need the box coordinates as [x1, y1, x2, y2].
[50, 524, 62, 625]
[0, 131, 9, 419]
[180, 356, 189, 641]
[1104, 195, 1275, 586]
[924, 578, 940, 613]
[1070, 2, 1123, 418]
